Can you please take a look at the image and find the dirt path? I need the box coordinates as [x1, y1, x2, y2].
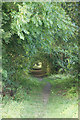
[38, 78, 51, 105]
[42, 82, 51, 105]
[37, 78, 51, 117]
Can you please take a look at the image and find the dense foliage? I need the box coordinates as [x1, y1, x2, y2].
[1, 3, 79, 118]
[2, 2, 79, 87]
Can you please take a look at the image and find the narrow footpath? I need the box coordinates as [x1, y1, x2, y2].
[30, 68, 52, 117]
[36, 78, 51, 117]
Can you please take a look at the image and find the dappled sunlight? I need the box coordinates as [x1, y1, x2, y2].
[2, 2, 79, 119]
[33, 62, 42, 69]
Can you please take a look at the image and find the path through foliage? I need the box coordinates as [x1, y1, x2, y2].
[1, 2, 79, 119]
[2, 74, 78, 118]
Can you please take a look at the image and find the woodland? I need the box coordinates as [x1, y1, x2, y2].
[1, 2, 79, 118]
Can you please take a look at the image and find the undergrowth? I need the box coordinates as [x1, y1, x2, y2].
[2, 74, 78, 118]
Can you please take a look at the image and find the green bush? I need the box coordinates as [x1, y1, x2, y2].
[14, 86, 27, 101]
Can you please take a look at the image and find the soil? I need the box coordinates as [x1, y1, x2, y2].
[37, 78, 51, 117]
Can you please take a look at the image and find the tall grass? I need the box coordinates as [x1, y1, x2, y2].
[2, 74, 78, 118]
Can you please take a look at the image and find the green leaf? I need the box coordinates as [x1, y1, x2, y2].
[19, 32, 24, 40]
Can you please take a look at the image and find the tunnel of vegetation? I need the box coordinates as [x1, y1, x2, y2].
[29, 52, 63, 77]
[1, 2, 79, 118]
[2, 2, 79, 96]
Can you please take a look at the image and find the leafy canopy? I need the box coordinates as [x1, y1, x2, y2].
[10, 2, 77, 55]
